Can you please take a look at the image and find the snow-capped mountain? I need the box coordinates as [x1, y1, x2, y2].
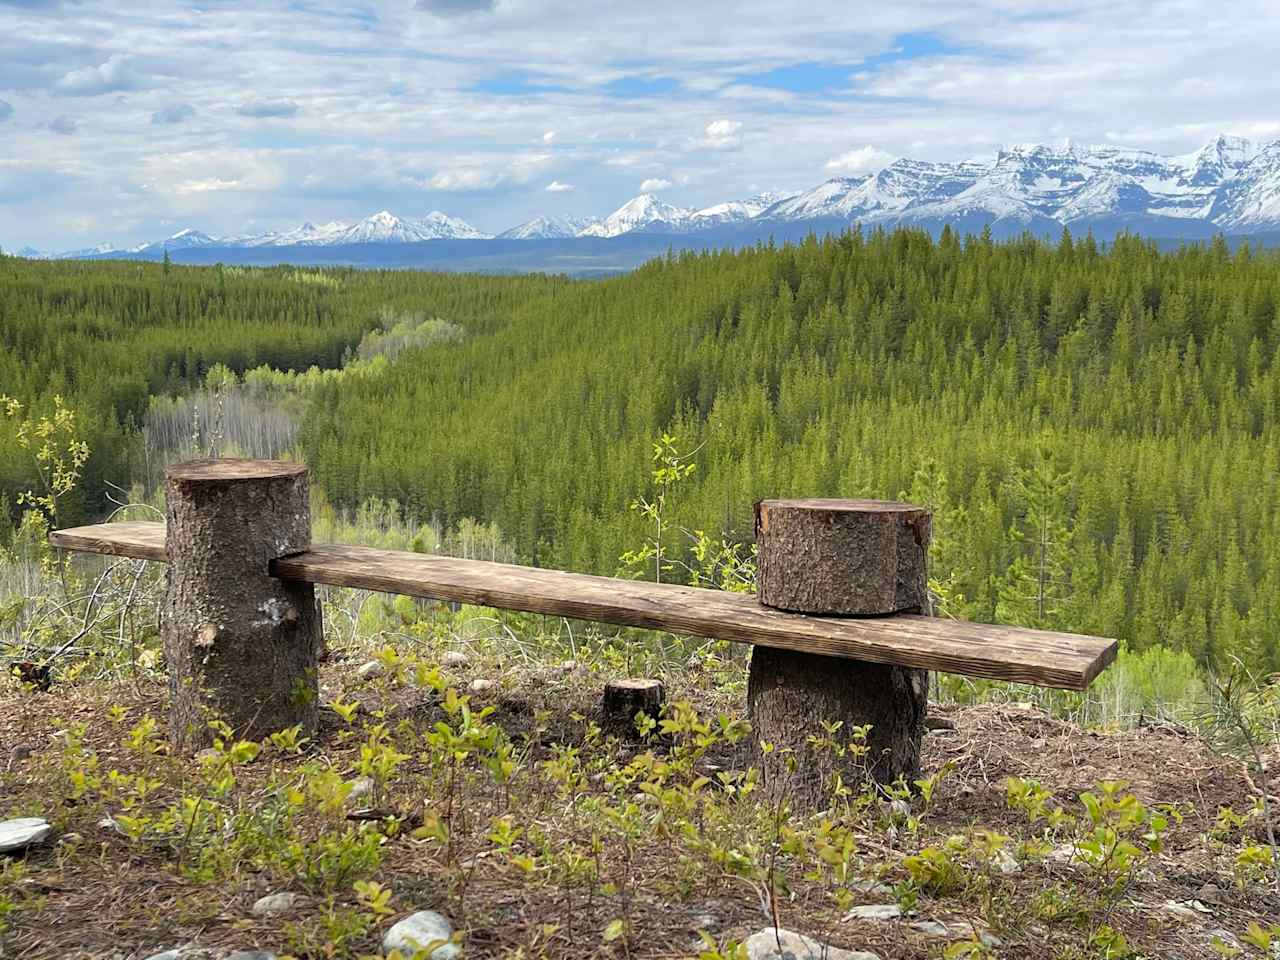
[578, 195, 693, 237]
[334, 210, 490, 243]
[33, 135, 1280, 261]
[127, 228, 223, 254]
[235, 220, 352, 247]
[689, 192, 793, 227]
[498, 215, 599, 240]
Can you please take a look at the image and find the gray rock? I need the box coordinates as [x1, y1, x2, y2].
[909, 921, 1001, 947]
[356, 660, 386, 680]
[384, 910, 460, 958]
[842, 903, 901, 921]
[251, 891, 310, 917]
[467, 678, 494, 694]
[1161, 899, 1212, 920]
[744, 927, 880, 960]
[0, 817, 52, 853]
[1196, 882, 1226, 905]
[849, 879, 894, 898]
[441, 651, 470, 668]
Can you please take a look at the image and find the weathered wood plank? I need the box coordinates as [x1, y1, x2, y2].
[50, 521, 167, 561]
[50, 521, 1118, 690]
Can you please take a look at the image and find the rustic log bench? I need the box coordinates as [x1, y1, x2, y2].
[50, 459, 1117, 809]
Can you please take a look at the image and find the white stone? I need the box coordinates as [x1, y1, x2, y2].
[252, 891, 310, 916]
[384, 910, 459, 958]
[468, 678, 494, 693]
[441, 651, 470, 668]
[744, 927, 880, 960]
[356, 660, 386, 680]
[842, 904, 901, 921]
[0, 817, 51, 853]
[346, 777, 375, 804]
[994, 848, 1022, 874]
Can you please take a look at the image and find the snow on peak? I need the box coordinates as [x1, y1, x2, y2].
[577, 194, 693, 237]
[497, 215, 599, 240]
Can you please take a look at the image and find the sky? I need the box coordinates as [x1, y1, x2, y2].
[3, 0, 1280, 251]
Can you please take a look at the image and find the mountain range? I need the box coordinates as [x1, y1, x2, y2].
[12, 135, 1280, 265]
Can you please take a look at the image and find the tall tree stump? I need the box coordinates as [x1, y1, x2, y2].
[162, 459, 322, 752]
[749, 499, 931, 811]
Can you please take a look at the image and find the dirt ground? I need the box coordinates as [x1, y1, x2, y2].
[1, 661, 1276, 960]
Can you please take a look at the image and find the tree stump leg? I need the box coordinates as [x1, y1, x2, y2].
[748, 647, 927, 809]
[751, 499, 933, 812]
[162, 459, 322, 752]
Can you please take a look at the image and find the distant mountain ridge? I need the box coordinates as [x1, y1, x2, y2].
[13, 134, 1280, 260]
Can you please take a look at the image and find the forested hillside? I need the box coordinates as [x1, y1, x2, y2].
[0, 256, 564, 521]
[298, 230, 1280, 672]
[3, 232, 1279, 675]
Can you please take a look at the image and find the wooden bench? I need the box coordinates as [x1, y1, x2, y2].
[51, 459, 1117, 809]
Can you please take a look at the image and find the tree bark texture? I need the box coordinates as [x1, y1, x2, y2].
[602, 678, 665, 738]
[162, 459, 321, 752]
[750, 499, 931, 811]
[755, 499, 931, 615]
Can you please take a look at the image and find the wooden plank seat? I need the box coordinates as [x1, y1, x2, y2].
[50, 519, 1116, 691]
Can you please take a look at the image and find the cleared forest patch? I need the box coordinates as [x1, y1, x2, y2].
[1, 650, 1275, 959]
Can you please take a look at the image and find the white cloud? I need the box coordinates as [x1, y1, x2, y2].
[545, 180, 574, 192]
[640, 177, 672, 191]
[7, 0, 1280, 249]
[175, 178, 242, 195]
[701, 118, 742, 148]
[824, 146, 895, 175]
[0, 100, 12, 123]
[55, 54, 138, 96]
[49, 115, 78, 135]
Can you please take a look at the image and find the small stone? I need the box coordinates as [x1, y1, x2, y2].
[910, 921, 949, 938]
[1047, 843, 1076, 864]
[468, 678, 494, 694]
[1196, 882, 1226, 905]
[889, 799, 911, 820]
[356, 660, 386, 680]
[8, 744, 33, 767]
[745, 928, 879, 960]
[252, 891, 311, 917]
[0, 817, 52, 853]
[441, 651, 470, 668]
[994, 848, 1021, 874]
[559, 660, 578, 673]
[842, 904, 901, 921]
[1160, 900, 1211, 920]
[346, 777, 375, 804]
[850, 880, 894, 898]
[384, 910, 459, 958]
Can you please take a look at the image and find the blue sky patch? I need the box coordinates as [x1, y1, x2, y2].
[469, 71, 574, 96]
[601, 75, 680, 98]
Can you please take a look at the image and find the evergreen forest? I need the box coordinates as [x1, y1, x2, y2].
[3, 229, 1280, 677]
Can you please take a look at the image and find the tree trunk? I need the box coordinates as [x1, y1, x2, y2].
[162, 459, 322, 752]
[750, 499, 931, 811]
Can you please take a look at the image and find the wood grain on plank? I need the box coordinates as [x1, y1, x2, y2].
[50, 521, 167, 561]
[50, 521, 1118, 690]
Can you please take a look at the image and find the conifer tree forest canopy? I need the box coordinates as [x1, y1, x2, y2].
[2, 229, 1279, 673]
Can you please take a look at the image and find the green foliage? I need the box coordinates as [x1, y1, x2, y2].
[286, 230, 1280, 676]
